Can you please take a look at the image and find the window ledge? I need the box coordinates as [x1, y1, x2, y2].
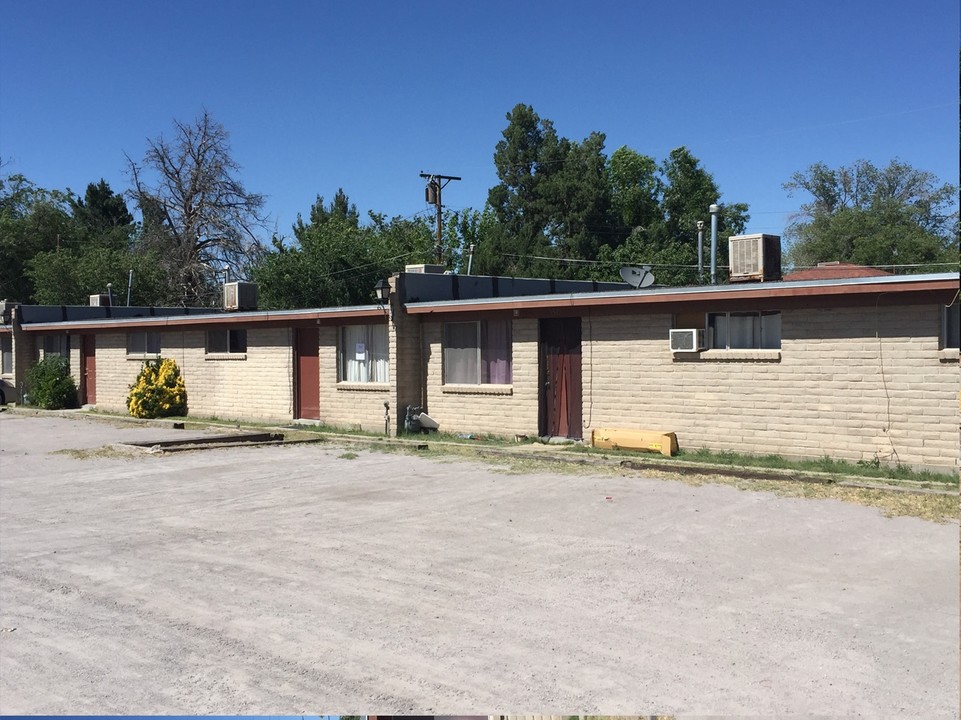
[336, 382, 390, 392]
[126, 354, 161, 361]
[442, 383, 513, 396]
[205, 353, 247, 361]
[939, 349, 959, 363]
[675, 349, 782, 363]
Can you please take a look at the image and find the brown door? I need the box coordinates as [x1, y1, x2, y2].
[539, 317, 582, 439]
[294, 328, 320, 419]
[80, 335, 96, 405]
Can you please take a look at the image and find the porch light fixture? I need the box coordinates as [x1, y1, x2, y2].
[374, 278, 391, 321]
[374, 279, 390, 304]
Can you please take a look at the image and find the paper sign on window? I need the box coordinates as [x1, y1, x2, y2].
[355, 343, 366, 360]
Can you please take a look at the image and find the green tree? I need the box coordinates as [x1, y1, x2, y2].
[599, 147, 748, 286]
[0, 175, 77, 302]
[477, 105, 748, 285]
[252, 192, 436, 309]
[27, 246, 168, 305]
[70, 179, 134, 248]
[539, 130, 613, 268]
[479, 103, 568, 277]
[608, 146, 660, 237]
[783, 159, 959, 271]
[0, 174, 176, 305]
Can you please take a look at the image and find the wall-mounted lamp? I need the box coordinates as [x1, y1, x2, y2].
[374, 278, 391, 321]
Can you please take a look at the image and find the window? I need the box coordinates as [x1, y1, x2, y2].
[206, 328, 247, 355]
[126, 331, 161, 356]
[708, 311, 781, 350]
[1, 335, 11, 374]
[443, 319, 512, 384]
[339, 324, 389, 383]
[943, 302, 960, 349]
[42, 334, 69, 357]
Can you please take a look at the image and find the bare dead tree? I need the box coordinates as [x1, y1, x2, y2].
[126, 110, 267, 306]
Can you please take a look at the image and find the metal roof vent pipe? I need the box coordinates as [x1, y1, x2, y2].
[696, 220, 705, 282]
[709, 203, 720, 285]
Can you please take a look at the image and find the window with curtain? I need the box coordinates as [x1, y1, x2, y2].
[126, 331, 161, 356]
[443, 319, 512, 384]
[339, 324, 389, 383]
[708, 311, 781, 349]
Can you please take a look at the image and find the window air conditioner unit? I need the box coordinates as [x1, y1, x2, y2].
[224, 282, 258, 311]
[728, 234, 782, 283]
[670, 328, 706, 352]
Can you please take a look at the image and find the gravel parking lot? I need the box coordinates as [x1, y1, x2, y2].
[0, 413, 958, 716]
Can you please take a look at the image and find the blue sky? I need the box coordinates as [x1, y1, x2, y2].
[2, 0, 957, 240]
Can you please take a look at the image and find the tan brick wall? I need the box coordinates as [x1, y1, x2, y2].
[422, 317, 540, 437]
[9, 330, 35, 403]
[316, 324, 391, 434]
[93, 328, 295, 421]
[582, 305, 960, 471]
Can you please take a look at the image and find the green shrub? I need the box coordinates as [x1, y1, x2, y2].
[127, 357, 188, 418]
[25, 355, 78, 409]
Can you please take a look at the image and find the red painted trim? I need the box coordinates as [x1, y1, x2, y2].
[404, 278, 958, 316]
[20, 308, 385, 333]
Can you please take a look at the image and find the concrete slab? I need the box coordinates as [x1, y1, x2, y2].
[0, 413, 957, 716]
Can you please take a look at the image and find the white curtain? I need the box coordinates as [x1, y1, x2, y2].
[712, 312, 781, 349]
[728, 314, 756, 349]
[343, 325, 367, 382]
[444, 322, 479, 384]
[368, 324, 389, 383]
[342, 325, 388, 382]
[760, 313, 781, 349]
[482, 319, 511, 384]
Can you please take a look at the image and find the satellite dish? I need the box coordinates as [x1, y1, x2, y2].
[619, 265, 655, 289]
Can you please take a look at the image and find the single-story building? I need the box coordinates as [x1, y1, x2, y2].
[3, 250, 958, 472]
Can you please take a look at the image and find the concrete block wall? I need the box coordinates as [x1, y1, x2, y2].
[392, 304, 425, 433]
[67, 341, 82, 391]
[10, 331, 35, 403]
[582, 304, 960, 471]
[317, 324, 391, 434]
[421, 317, 540, 437]
[92, 328, 295, 422]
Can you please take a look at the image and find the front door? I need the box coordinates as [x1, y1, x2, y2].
[539, 317, 582, 439]
[294, 328, 320, 420]
[80, 335, 96, 405]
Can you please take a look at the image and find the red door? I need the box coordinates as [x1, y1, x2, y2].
[295, 328, 320, 419]
[80, 335, 96, 405]
[539, 317, 582, 439]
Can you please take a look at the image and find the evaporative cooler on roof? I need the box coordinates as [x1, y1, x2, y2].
[728, 234, 782, 283]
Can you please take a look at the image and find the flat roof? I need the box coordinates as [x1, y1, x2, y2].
[20, 304, 386, 332]
[15, 272, 960, 331]
[403, 272, 960, 315]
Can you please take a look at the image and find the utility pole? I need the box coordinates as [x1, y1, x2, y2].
[420, 172, 461, 265]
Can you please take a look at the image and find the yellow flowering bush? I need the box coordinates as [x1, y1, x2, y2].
[127, 358, 188, 418]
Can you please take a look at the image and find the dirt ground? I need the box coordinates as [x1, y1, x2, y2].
[0, 413, 958, 716]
